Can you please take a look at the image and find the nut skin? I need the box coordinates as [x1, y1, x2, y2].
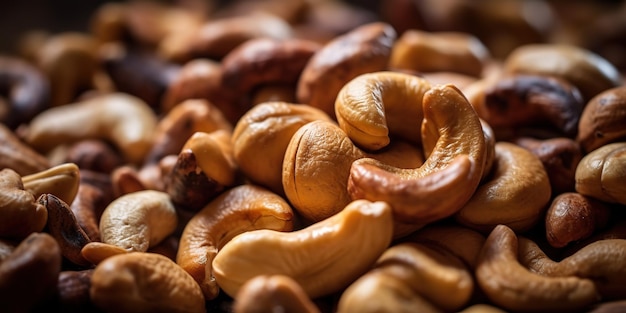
[233, 275, 320, 313]
[0, 168, 48, 240]
[297, 22, 396, 118]
[577, 85, 626, 153]
[0, 123, 50, 176]
[575, 142, 626, 204]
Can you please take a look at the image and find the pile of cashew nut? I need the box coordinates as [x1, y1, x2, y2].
[2, 0, 626, 312]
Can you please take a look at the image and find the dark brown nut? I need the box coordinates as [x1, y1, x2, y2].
[0, 56, 50, 129]
[296, 22, 396, 118]
[233, 275, 320, 313]
[0, 123, 50, 176]
[514, 136, 584, 195]
[64, 139, 124, 174]
[476, 74, 584, 138]
[0, 232, 62, 313]
[0, 168, 47, 240]
[503, 44, 623, 101]
[56, 270, 97, 313]
[39, 193, 91, 267]
[70, 172, 114, 242]
[99, 43, 181, 109]
[577, 85, 626, 153]
[221, 37, 321, 93]
[0, 238, 15, 261]
[213, 0, 308, 25]
[297, 0, 378, 38]
[545, 192, 612, 248]
[389, 30, 490, 77]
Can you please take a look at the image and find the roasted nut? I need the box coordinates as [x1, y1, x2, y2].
[347, 84, 487, 225]
[177, 184, 294, 300]
[99, 190, 177, 252]
[251, 84, 297, 105]
[503, 44, 622, 101]
[232, 101, 331, 194]
[0, 232, 62, 313]
[22, 162, 80, 206]
[0, 238, 15, 261]
[56, 270, 97, 313]
[180, 130, 238, 188]
[0, 168, 47, 239]
[575, 142, 626, 204]
[577, 85, 626, 153]
[212, 199, 393, 299]
[0, 123, 49, 176]
[458, 304, 508, 313]
[389, 30, 490, 77]
[297, 22, 396, 118]
[22, 92, 158, 164]
[233, 275, 320, 313]
[70, 172, 114, 242]
[476, 225, 600, 312]
[64, 139, 124, 174]
[587, 300, 626, 313]
[90, 252, 206, 313]
[81, 242, 128, 265]
[0, 55, 50, 129]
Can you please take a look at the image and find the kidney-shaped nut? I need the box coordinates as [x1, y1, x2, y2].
[233, 275, 320, 313]
[91, 252, 206, 313]
[389, 30, 490, 77]
[0, 55, 50, 129]
[348, 84, 486, 224]
[503, 44, 622, 101]
[476, 225, 600, 312]
[213, 199, 393, 299]
[575, 142, 626, 204]
[177, 184, 294, 300]
[455, 142, 551, 233]
[99, 190, 177, 252]
[23, 92, 158, 164]
[577, 85, 626, 153]
[180, 130, 237, 187]
[0, 123, 49, 176]
[0, 168, 47, 239]
[232, 101, 331, 194]
[297, 22, 396, 117]
[545, 192, 611, 249]
[22, 162, 80, 206]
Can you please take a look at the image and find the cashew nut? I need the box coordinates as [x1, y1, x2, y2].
[0, 123, 49, 176]
[22, 162, 80, 206]
[212, 199, 393, 299]
[177, 184, 294, 300]
[577, 86, 626, 153]
[575, 142, 626, 204]
[0, 168, 47, 239]
[233, 275, 320, 313]
[64, 139, 124, 174]
[180, 130, 237, 187]
[99, 190, 177, 252]
[23, 92, 158, 164]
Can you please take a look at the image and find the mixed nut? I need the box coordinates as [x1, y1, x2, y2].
[1, 0, 626, 312]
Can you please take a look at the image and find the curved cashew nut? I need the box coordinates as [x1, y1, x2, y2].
[575, 142, 626, 204]
[99, 190, 177, 252]
[455, 142, 552, 233]
[347, 83, 486, 224]
[233, 275, 320, 313]
[23, 92, 157, 164]
[181, 130, 237, 187]
[0, 169, 47, 239]
[212, 199, 393, 299]
[91, 252, 206, 313]
[0, 123, 49, 176]
[177, 184, 294, 300]
[475, 224, 600, 312]
[22, 162, 80, 206]
[577, 86, 626, 153]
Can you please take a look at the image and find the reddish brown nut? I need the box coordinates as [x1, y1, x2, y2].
[64, 139, 124, 174]
[577, 85, 626, 153]
[296, 22, 396, 118]
[70, 172, 114, 242]
[0, 123, 50, 176]
[0, 232, 62, 313]
[0, 238, 16, 261]
[56, 270, 97, 313]
[0, 56, 50, 129]
[545, 192, 612, 248]
[233, 275, 320, 313]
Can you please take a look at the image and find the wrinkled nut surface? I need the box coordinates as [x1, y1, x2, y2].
[99, 190, 177, 252]
[297, 22, 396, 117]
[233, 275, 320, 313]
[455, 142, 551, 233]
[348, 84, 486, 225]
[0, 168, 48, 239]
[177, 184, 294, 300]
[22, 162, 80, 206]
[91, 252, 206, 313]
[389, 30, 490, 77]
[577, 85, 626, 153]
[575, 142, 626, 204]
[213, 200, 393, 299]
[476, 225, 600, 312]
[23, 92, 158, 164]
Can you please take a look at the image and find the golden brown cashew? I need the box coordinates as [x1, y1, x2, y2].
[22, 162, 80, 206]
[181, 130, 237, 187]
[455, 142, 551, 233]
[23, 92, 158, 164]
[0, 168, 47, 239]
[99, 190, 177, 252]
[212, 199, 393, 299]
[577, 86, 626, 153]
[476, 224, 600, 312]
[575, 142, 626, 204]
[233, 275, 320, 313]
[177, 184, 294, 300]
[0, 123, 49, 176]
[91, 252, 206, 313]
[232, 101, 331, 194]
[347, 84, 486, 224]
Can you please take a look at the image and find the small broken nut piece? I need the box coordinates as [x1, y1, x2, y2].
[233, 275, 320, 313]
[0, 168, 48, 239]
[575, 142, 626, 204]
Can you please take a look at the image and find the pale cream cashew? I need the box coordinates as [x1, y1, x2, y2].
[22, 162, 80, 206]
